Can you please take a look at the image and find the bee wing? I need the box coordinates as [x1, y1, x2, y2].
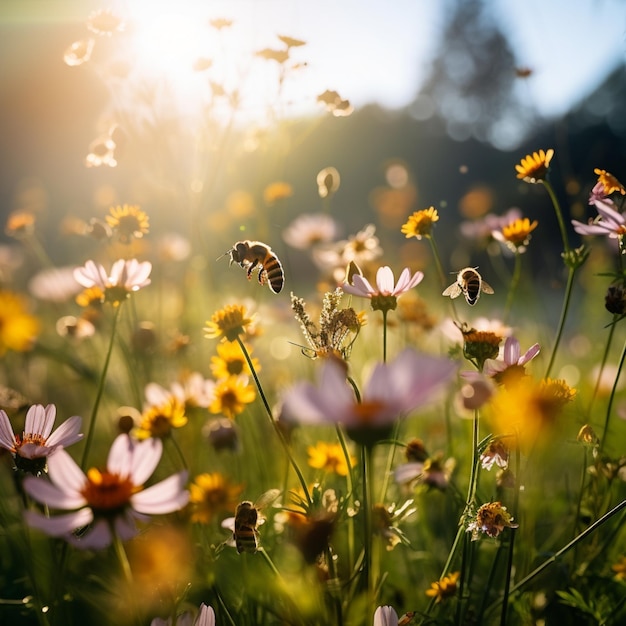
[254, 488, 282, 510]
[442, 282, 462, 299]
[481, 281, 494, 294]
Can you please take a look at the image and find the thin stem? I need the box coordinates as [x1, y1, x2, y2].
[503, 251, 522, 324]
[81, 304, 123, 470]
[336, 425, 355, 568]
[588, 316, 617, 414]
[543, 179, 571, 254]
[544, 266, 577, 379]
[111, 528, 141, 626]
[235, 337, 312, 505]
[382, 310, 388, 363]
[427, 234, 459, 320]
[361, 444, 375, 616]
[500, 446, 520, 626]
[599, 336, 626, 454]
[485, 498, 626, 616]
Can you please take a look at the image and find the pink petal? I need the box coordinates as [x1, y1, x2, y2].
[394, 462, 423, 485]
[23, 474, 87, 509]
[129, 437, 163, 486]
[375, 266, 395, 295]
[595, 198, 623, 223]
[503, 337, 520, 365]
[25, 404, 55, 438]
[131, 471, 189, 514]
[114, 510, 140, 542]
[374, 606, 399, 626]
[343, 274, 374, 297]
[46, 416, 83, 448]
[571, 221, 612, 236]
[107, 434, 135, 477]
[74, 518, 114, 549]
[47, 448, 89, 494]
[0, 410, 16, 450]
[25, 508, 93, 537]
[519, 343, 541, 366]
[196, 604, 216, 626]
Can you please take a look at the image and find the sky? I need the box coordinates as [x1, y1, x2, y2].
[2, 0, 626, 119]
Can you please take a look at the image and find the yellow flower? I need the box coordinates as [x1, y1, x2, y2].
[497, 217, 538, 250]
[105, 204, 150, 244]
[0, 291, 40, 355]
[594, 168, 625, 195]
[263, 181, 293, 206]
[458, 326, 502, 369]
[204, 304, 254, 342]
[76, 286, 105, 308]
[210, 341, 259, 379]
[401, 207, 439, 240]
[188, 472, 243, 524]
[515, 149, 554, 183]
[5, 211, 36, 239]
[135, 397, 188, 439]
[307, 442, 355, 476]
[425, 571, 460, 603]
[209, 377, 256, 418]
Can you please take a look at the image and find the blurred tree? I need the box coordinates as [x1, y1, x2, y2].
[414, 0, 537, 149]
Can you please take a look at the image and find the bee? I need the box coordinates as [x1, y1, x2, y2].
[221, 240, 284, 294]
[231, 489, 281, 554]
[442, 267, 494, 306]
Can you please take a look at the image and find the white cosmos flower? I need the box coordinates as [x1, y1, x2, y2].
[23, 434, 188, 549]
[0, 404, 83, 474]
[343, 266, 424, 298]
[374, 605, 398, 626]
[74, 258, 151, 304]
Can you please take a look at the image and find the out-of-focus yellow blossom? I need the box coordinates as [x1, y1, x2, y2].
[515, 149, 554, 183]
[211, 341, 260, 379]
[494, 217, 538, 252]
[5, 211, 36, 239]
[307, 442, 355, 476]
[0, 291, 40, 355]
[209, 377, 256, 419]
[106, 204, 150, 243]
[188, 472, 243, 524]
[263, 181, 293, 205]
[135, 397, 188, 439]
[425, 571, 460, 603]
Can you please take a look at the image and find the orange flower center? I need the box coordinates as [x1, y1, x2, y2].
[82, 468, 137, 514]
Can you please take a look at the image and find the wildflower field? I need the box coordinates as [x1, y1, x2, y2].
[1, 6, 625, 626]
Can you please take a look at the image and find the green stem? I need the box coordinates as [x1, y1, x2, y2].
[236, 337, 312, 505]
[336, 425, 356, 568]
[588, 316, 617, 414]
[543, 179, 571, 254]
[544, 266, 577, 379]
[81, 304, 123, 470]
[111, 527, 141, 626]
[382, 310, 388, 363]
[428, 234, 458, 320]
[485, 498, 626, 616]
[361, 444, 375, 615]
[500, 446, 520, 626]
[503, 251, 522, 324]
[599, 336, 626, 455]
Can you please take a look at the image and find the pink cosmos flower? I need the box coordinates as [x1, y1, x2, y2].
[482, 336, 540, 378]
[151, 603, 215, 626]
[0, 404, 83, 474]
[374, 606, 399, 626]
[74, 258, 152, 304]
[281, 349, 456, 442]
[572, 198, 626, 239]
[343, 266, 424, 298]
[23, 434, 188, 549]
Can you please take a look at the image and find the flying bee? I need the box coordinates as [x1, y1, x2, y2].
[220, 240, 284, 294]
[227, 489, 281, 554]
[442, 267, 494, 306]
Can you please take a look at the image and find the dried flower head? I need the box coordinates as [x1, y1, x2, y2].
[467, 501, 518, 540]
[456, 323, 503, 370]
[86, 9, 124, 36]
[291, 289, 361, 360]
[515, 149, 554, 183]
[605, 283, 626, 315]
[317, 166, 341, 198]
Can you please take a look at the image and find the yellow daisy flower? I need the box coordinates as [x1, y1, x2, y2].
[594, 168, 626, 195]
[188, 472, 243, 524]
[611, 555, 626, 581]
[135, 397, 188, 439]
[515, 149, 554, 183]
[210, 341, 260, 379]
[307, 442, 355, 476]
[263, 181, 293, 206]
[209, 377, 256, 418]
[425, 571, 460, 603]
[0, 291, 40, 355]
[401, 207, 439, 239]
[75, 286, 105, 308]
[204, 304, 254, 342]
[105, 204, 150, 244]
[495, 217, 538, 251]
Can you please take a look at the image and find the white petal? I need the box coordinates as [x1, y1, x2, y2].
[129, 437, 163, 486]
[503, 337, 520, 365]
[0, 410, 16, 450]
[132, 471, 189, 514]
[374, 605, 398, 626]
[196, 604, 216, 626]
[375, 266, 395, 295]
[23, 474, 87, 509]
[47, 448, 89, 494]
[25, 508, 93, 537]
[114, 511, 140, 541]
[46, 416, 83, 448]
[107, 434, 135, 478]
[519, 343, 541, 366]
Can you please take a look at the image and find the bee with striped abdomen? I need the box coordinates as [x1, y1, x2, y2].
[442, 267, 493, 306]
[222, 240, 284, 294]
[232, 489, 281, 554]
